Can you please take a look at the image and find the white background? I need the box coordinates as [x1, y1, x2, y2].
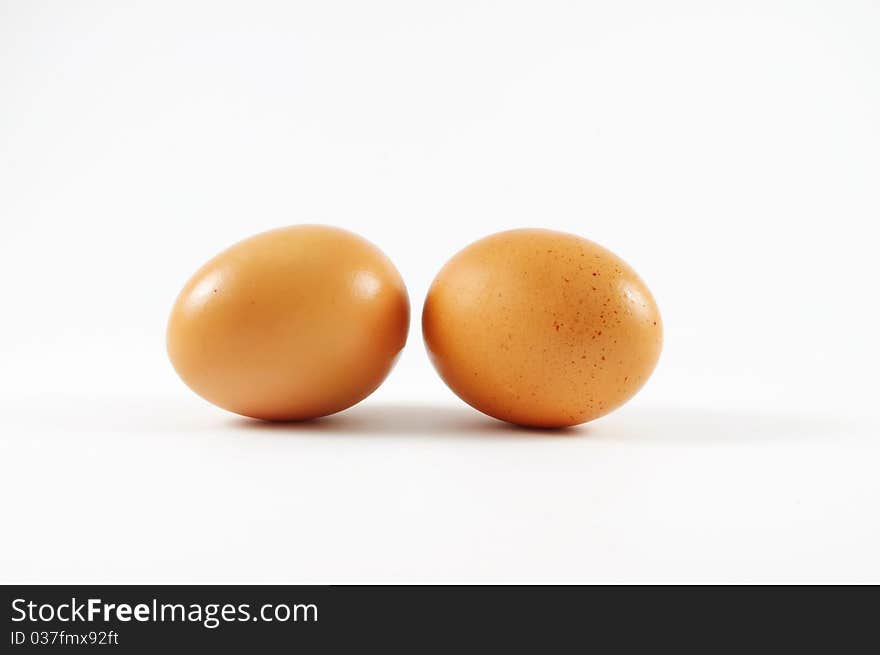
[1, 0, 878, 583]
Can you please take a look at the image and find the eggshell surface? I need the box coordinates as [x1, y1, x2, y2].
[167, 225, 409, 420]
[422, 229, 662, 427]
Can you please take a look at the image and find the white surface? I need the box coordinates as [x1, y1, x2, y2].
[1, 0, 878, 583]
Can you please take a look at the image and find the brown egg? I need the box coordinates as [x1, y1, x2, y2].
[167, 225, 409, 420]
[422, 229, 662, 428]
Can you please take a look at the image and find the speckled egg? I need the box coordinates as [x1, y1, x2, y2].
[422, 229, 662, 427]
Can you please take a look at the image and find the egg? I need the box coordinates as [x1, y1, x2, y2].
[167, 225, 409, 420]
[422, 229, 661, 428]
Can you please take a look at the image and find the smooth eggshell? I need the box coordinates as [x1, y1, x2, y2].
[167, 225, 409, 420]
[422, 229, 661, 427]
